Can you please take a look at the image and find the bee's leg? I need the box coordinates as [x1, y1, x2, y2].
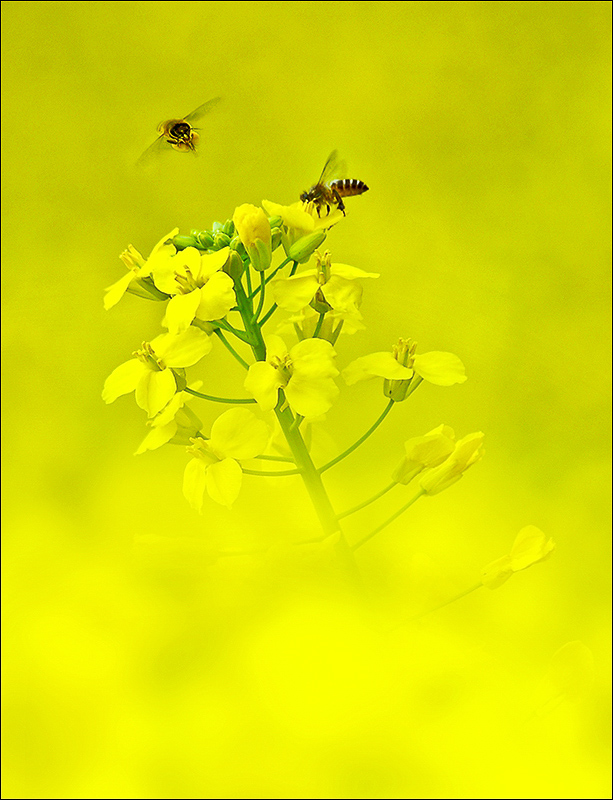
[333, 190, 346, 216]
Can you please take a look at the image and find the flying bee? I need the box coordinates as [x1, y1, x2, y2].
[300, 150, 369, 216]
[136, 97, 221, 165]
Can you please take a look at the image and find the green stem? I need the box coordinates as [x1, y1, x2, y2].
[411, 583, 483, 621]
[351, 488, 425, 551]
[210, 318, 252, 344]
[184, 387, 255, 404]
[259, 302, 278, 327]
[235, 281, 266, 361]
[243, 467, 301, 477]
[255, 454, 296, 463]
[253, 271, 267, 322]
[274, 394, 360, 584]
[249, 257, 292, 299]
[319, 399, 395, 474]
[312, 311, 326, 339]
[330, 320, 344, 345]
[338, 481, 397, 520]
[212, 329, 250, 369]
[244, 266, 253, 296]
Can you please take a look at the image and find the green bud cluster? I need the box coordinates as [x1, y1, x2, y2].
[173, 219, 236, 253]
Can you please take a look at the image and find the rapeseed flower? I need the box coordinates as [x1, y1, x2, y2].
[271, 250, 378, 313]
[244, 335, 339, 418]
[482, 526, 555, 589]
[104, 228, 178, 310]
[183, 408, 269, 509]
[151, 246, 235, 334]
[102, 327, 212, 417]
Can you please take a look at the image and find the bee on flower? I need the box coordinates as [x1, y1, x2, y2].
[262, 199, 343, 263]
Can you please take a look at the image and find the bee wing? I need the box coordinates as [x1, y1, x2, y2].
[318, 150, 347, 184]
[136, 133, 171, 167]
[183, 97, 222, 124]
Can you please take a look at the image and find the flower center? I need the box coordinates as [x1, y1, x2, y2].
[270, 354, 293, 381]
[134, 342, 165, 370]
[186, 437, 220, 464]
[174, 266, 201, 294]
[393, 338, 417, 368]
[315, 250, 332, 284]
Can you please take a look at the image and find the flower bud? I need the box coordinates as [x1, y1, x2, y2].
[392, 425, 456, 484]
[173, 234, 200, 250]
[213, 232, 231, 249]
[267, 215, 283, 228]
[128, 277, 170, 301]
[222, 219, 235, 237]
[223, 250, 246, 282]
[419, 432, 484, 495]
[233, 204, 273, 271]
[310, 289, 332, 315]
[196, 230, 215, 249]
[271, 227, 283, 251]
[288, 230, 327, 263]
[482, 526, 555, 589]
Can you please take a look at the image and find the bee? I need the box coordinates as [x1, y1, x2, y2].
[136, 97, 221, 165]
[300, 150, 369, 216]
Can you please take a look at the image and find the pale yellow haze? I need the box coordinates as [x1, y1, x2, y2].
[2, 2, 610, 799]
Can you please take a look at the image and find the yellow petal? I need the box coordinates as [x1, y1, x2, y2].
[195, 272, 236, 321]
[509, 526, 555, 571]
[134, 421, 177, 455]
[135, 369, 177, 418]
[103, 271, 135, 310]
[413, 351, 467, 386]
[102, 359, 147, 403]
[153, 327, 213, 368]
[183, 458, 208, 513]
[322, 275, 364, 313]
[290, 338, 339, 379]
[330, 263, 379, 280]
[206, 458, 243, 508]
[343, 352, 413, 385]
[209, 408, 269, 460]
[164, 290, 202, 334]
[285, 376, 339, 418]
[481, 555, 514, 589]
[244, 362, 285, 412]
[233, 205, 271, 248]
[271, 273, 319, 312]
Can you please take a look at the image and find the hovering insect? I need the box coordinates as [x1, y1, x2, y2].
[136, 97, 221, 165]
[300, 150, 369, 216]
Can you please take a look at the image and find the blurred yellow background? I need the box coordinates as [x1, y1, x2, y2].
[2, 1, 610, 797]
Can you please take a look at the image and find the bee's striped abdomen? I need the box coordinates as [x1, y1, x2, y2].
[330, 178, 369, 198]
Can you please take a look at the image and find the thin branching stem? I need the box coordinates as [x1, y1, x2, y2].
[312, 312, 326, 338]
[351, 489, 425, 551]
[253, 271, 267, 322]
[337, 481, 398, 520]
[212, 329, 251, 369]
[318, 399, 395, 474]
[184, 386, 256, 404]
[242, 467, 301, 477]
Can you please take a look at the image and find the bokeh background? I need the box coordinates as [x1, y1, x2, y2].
[2, 1, 611, 797]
